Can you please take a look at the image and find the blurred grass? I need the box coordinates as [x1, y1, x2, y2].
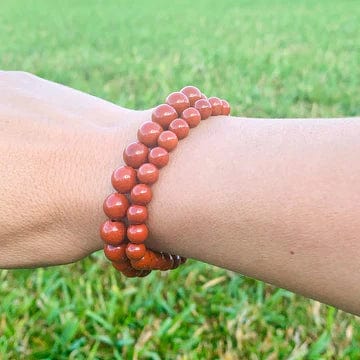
[0, 0, 359, 358]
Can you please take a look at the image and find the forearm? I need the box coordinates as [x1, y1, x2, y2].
[148, 116, 360, 315]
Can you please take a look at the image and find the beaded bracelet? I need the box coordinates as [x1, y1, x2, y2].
[100, 86, 230, 278]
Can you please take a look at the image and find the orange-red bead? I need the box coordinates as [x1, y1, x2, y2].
[157, 130, 178, 152]
[137, 121, 163, 147]
[149, 147, 169, 168]
[112, 258, 132, 271]
[100, 220, 126, 246]
[194, 99, 212, 120]
[104, 243, 127, 262]
[111, 166, 137, 193]
[131, 250, 152, 270]
[169, 118, 190, 140]
[127, 223, 149, 243]
[152, 104, 178, 129]
[127, 205, 148, 224]
[126, 243, 146, 260]
[181, 107, 201, 128]
[181, 86, 202, 107]
[221, 99, 231, 115]
[130, 184, 153, 205]
[103, 193, 129, 220]
[166, 92, 190, 115]
[137, 163, 159, 184]
[121, 267, 143, 277]
[208, 97, 223, 116]
[123, 142, 149, 169]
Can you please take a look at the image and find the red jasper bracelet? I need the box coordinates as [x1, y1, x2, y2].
[100, 86, 231, 278]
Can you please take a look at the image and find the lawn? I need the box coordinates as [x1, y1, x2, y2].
[0, 0, 359, 358]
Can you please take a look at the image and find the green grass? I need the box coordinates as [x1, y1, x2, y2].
[0, 0, 359, 358]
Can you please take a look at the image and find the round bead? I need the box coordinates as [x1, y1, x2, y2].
[100, 220, 126, 246]
[166, 92, 190, 115]
[127, 205, 148, 224]
[180, 86, 202, 106]
[137, 163, 159, 184]
[112, 258, 132, 271]
[104, 243, 127, 262]
[123, 142, 149, 169]
[221, 99, 231, 115]
[149, 147, 169, 168]
[137, 121, 163, 147]
[181, 107, 201, 128]
[152, 104, 178, 129]
[208, 97, 223, 116]
[194, 99, 212, 120]
[127, 224, 149, 243]
[130, 184, 152, 205]
[121, 267, 143, 278]
[111, 166, 137, 193]
[103, 193, 129, 220]
[131, 251, 152, 270]
[169, 118, 190, 140]
[157, 130, 178, 152]
[126, 243, 146, 260]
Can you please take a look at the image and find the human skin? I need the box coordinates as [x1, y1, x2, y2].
[1, 71, 360, 315]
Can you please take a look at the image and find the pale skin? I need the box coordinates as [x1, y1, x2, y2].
[1, 71, 360, 316]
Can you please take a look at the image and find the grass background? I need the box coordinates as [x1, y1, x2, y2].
[0, 0, 359, 358]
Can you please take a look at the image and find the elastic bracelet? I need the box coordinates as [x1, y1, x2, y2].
[100, 86, 231, 278]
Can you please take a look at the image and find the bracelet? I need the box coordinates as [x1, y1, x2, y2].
[100, 86, 230, 278]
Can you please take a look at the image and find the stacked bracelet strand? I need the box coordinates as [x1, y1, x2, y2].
[100, 86, 231, 278]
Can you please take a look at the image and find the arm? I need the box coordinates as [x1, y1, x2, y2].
[1, 72, 360, 315]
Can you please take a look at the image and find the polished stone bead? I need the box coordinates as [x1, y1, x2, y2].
[157, 130, 178, 152]
[169, 118, 190, 140]
[208, 97, 223, 116]
[123, 142, 149, 168]
[137, 163, 159, 184]
[111, 166, 137, 193]
[181, 107, 201, 128]
[126, 243, 146, 260]
[104, 243, 127, 262]
[152, 104, 178, 129]
[130, 184, 152, 205]
[137, 121, 163, 147]
[103, 193, 129, 220]
[180, 86, 202, 106]
[100, 220, 126, 246]
[127, 223, 149, 243]
[194, 99, 212, 119]
[148, 147, 169, 168]
[131, 250, 152, 270]
[127, 204, 148, 224]
[221, 99, 231, 115]
[166, 92, 190, 115]
[112, 258, 132, 271]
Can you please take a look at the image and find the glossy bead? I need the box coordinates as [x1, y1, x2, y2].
[152, 104, 178, 129]
[166, 92, 190, 115]
[131, 251, 152, 270]
[137, 163, 159, 184]
[194, 99, 212, 120]
[104, 243, 127, 262]
[121, 267, 143, 277]
[208, 97, 223, 116]
[100, 220, 126, 246]
[180, 86, 202, 107]
[169, 118, 190, 140]
[103, 193, 129, 220]
[123, 142, 149, 169]
[137, 121, 163, 147]
[130, 184, 152, 205]
[127, 223, 149, 243]
[181, 107, 201, 128]
[111, 166, 137, 193]
[127, 205, 148, 224]
[221, 99, 231, 115]
[157, 130, 178, 152]
[126, 243, 146, 260]
[148, 147, 169, 168]
[112, 259, 131, 271]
